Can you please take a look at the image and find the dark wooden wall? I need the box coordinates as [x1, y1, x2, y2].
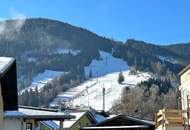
[0, 59, 18, 111]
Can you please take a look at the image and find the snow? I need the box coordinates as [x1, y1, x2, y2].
[72, 71, 150, 111]
[33, 70, 64, 83]
[53, 112, 85, 128]
[50, 71, 150, 111]
[4, 111, 25, 116]
[85, 51, 129, 77]
[20, 70, 65, 94]
[158, 55, 177, 64]
[52, 48, 81, 56]
[49, 80, 97, 107]
[41, 121, 60, 129]
[27, 57, 37, 62]
[95, 114, 107, 123]
[50, 51, 150, 111]
[4, 108, 69, 117]
[0, 57, 14, 73]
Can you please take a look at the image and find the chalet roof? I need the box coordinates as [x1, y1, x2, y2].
[81, 125, 150, 129]
[45, 110, 97, 129]
[0, 57, 15, 76]
[178, 64, 190, 76]
[4, 108, 75, 120]
[96, 115, 155, 126]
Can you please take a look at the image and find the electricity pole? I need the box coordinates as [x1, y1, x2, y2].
[103, 87, 105, 111]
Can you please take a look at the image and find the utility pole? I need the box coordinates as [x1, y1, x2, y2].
[103, 87, 105, 111]
[87, 86, 89, 109]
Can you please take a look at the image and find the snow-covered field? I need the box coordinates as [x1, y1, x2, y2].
[50, 51, 150, 111]
[20, 70, 65, 94]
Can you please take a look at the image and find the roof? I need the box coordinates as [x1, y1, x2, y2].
[96, 115, 155, 126]
[178, 64, 190, 76]
[81, 125, 150, 129]
[41, 121, 60, 129]
[0, 57, 15, 76]
[4, 108, 75, 120]
[53, 111, 88, 128]
[19, 105, 58, 112]
[42, 110, 97, 129]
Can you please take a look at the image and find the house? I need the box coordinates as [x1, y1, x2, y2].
[0, 57, 75, 130]
[41, 111, 97, 130]
[155, 64, 190, 130]
[178, 64, 190, 117]
[81, 114, 154, 130]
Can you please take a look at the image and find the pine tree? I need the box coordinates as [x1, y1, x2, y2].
[118, 72, 125, 84]
[89, 69, 93, 78]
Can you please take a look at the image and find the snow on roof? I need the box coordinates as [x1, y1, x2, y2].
[41, 121, 60, 129]
[4, 108, 74, 120]
[0, 57, 14, 74]
[52, 111, 86, 128]
[94, 114, 107, 123]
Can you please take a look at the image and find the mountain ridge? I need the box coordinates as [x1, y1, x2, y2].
[0, 18, 189, 89]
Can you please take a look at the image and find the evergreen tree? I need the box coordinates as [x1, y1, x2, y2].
[118, 72, 125, 84]
[89, 69, 93, 78]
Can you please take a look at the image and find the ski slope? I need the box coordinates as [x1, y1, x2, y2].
[20, 70, 65, 94]
[72, 70, 150, 111]
[85, 51, 129, 77]
[50, 51, 150, 111]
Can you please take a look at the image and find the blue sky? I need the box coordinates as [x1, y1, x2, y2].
[0, 0, 190, 45]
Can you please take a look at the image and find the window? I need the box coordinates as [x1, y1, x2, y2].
[26, 123, 32, 130]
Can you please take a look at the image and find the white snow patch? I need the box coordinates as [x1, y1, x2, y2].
[52, 48, 81, 56]
[158, 55, 177, 64]
[20, 70, 65, 94]
[85, 51, 129, 77]
[27, 57, 37, 62]
[0, 57, 14, 73]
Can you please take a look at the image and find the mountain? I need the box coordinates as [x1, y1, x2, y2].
[0, 18, 189, 90]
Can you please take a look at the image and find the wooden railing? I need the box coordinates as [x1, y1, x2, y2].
[155, 108, 186, 129]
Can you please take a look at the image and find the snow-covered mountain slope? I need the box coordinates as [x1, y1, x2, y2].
[50, 70, 150, 111]
[158, 55, 178, 64]
[85, 51, 129, 77]
[20, 70, 65, 94]
[52, 48, 81, 55]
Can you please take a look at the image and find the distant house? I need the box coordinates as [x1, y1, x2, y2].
[42, 111, 97, 130]
[0, 57, 75, 130]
